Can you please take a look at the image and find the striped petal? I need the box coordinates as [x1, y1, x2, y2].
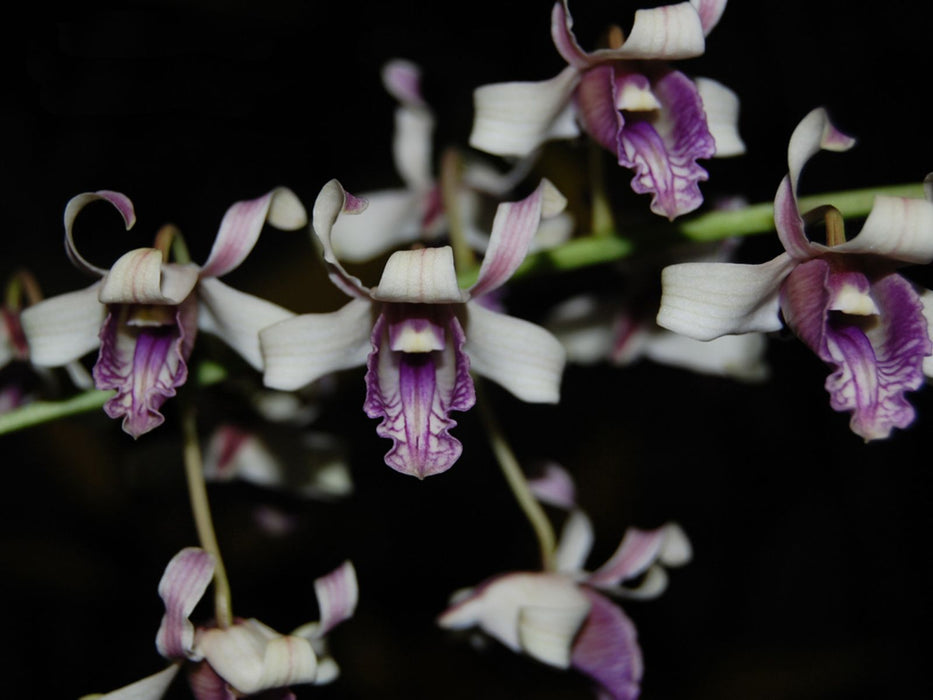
[20, 283, 105, 366]
[155, 548, 216, 661]
[98, 251, 199, 305]
[64, 190, 137, 276]
[199, 187, 308, 279]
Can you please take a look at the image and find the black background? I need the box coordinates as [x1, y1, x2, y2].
[3, 2, 933, 699]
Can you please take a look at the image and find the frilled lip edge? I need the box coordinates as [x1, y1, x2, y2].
[363, 307, 475, 478]
[93, 297, 198, 438]
[780, 260, 932, 441]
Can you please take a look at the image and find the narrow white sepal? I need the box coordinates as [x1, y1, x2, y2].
[20, 283, 104, 366]
[695, 77, 745, 157]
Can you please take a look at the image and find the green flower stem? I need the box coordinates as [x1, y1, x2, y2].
[441, 147, 477, 272]
[181, 402, 233, 628]
[0, 360, 227, 436]
[0, 389, 114, 435]
[153, 223, 191, 264]
[677, 183, 924, 241]
[588, 141, 616, 239]
[475, 380, 557, 571]
[5, 269, 43, 309]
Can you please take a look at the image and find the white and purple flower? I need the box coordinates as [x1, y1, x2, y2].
[438, 464, 690, 700]
[260, 179, 567, 479]
[20, 188, 307, 438]
[469, 0, 743, 220]
[84, 547, 357, 700]
[657, 108, 933, 440]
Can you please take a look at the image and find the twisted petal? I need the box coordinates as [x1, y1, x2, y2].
[657, 255, 794, 340]
[261, 298, 373, 391]
[94, 296, 198, 438]
[834, 195, 933, 265]
[99, 251, 200, 305]
[364, 309, 475, 478]
[384, 60, 435, 190]
[195, 619, 318, 695]
[781, 260, 931, 441]
[695, 77, 744, 157]
[20, 283, 105, 366]
[787, 108, 856, 198]
[199, 187, 308, 279]
[438, 572, 591, 668]
[690, 0, 728, 35]
[155, 548, 216, 661]
[470, 180, 567, 298]
[311, 180, 376, 298]
[196, 277, 295, 371]
[469, 67, 580, 157]
[552, 1, 705, 68]
[586, 526, 671, 589]
[570, 589, 643, 700]
[64, 190, 137, 276]
[612, 69, 716, 219]
[312, 561, 359, 638]
[465, 301, 565, 403]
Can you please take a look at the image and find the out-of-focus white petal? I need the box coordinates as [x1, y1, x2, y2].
[695, 77, 745, 157]
[465, 301, 565, 403]
[518, 602, 591, 669]
[312, 180, 375, 298]
[261, 298, 373, 391]
[313, 561, 359, 637]
[197, 277, 295, 371]
[394, 100, 435, 191]
[658, 522, 693, 566]
[470, 67, 580, 157]
[82, 663, 181, 700]
[196, 619, 318, 695]
[329, 189, 424, 262]
[20, 283, 105, 366]
[438, 572, 590, 662]
[657, 255, 794, 341]
[528, 462, 578, 510]
[199, 187, 308, 280]
[64, 190, 137, 276]
[641, 328, 770, 382]
[98, 250, 200, 305]
[690, 0, 728, 35]
[554, 508, 595, 575]
[372, 247, 467, 303]
[833, 195, 933, 264]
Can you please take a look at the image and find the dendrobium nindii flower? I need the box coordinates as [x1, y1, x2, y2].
[84, 547, 358, 700]
[438, 464, 690, 700]
[20, 188, 307, 438]
[261, 179, 567, 479]
[469, 0, 743, 220]
[657, 108, 933, 441]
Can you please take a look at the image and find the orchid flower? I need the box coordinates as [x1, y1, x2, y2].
[20, 188, 307, 438]
[261, 179, 567, 479]
[657, 107, 933, 440]
[438, 464, 690, 700]
[84, 547, 358, 700]
[330, 59, 572, 262]
[470, 0, 743, 220]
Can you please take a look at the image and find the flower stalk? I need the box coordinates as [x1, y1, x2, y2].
[475, 380, 557, 571]
[181, 400, 233, 628]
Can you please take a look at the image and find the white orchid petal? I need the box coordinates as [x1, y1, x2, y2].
[261, 298, 373, 391]
[382, 58, 427, 108]
[329, 189, 426, 262]
[197, 619, 318, 695]
[527, 462, 578, 509]
[657, 255, 794, 341]
[833, 195, 933, 264]
[64, 191, 137, 276]
[199, 187, 308, 279]
[615, 2, 706, 59]
[466, 302, 565, 403]
[640, 328, 769, 382]
[787, 108, 856, 196]
[197, 277, 295, 370]
[554, 508, 595, 574]
[695, 77, 745, 157]
[155, 548, 216, 661]
[98, 250, 200, 305]
[690, 0, 728, 35]
[470, 67, 580, 157]
[518, 602, 591, 669]
[313, 561, 359, 637]
[312, 180, 375, 298]
[658, 522, 693, 566]
[372, 247, 467, 303]
[394, 104, 435, 191]
[20, 283, 104, 366]
[84, 663, 181, 700]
